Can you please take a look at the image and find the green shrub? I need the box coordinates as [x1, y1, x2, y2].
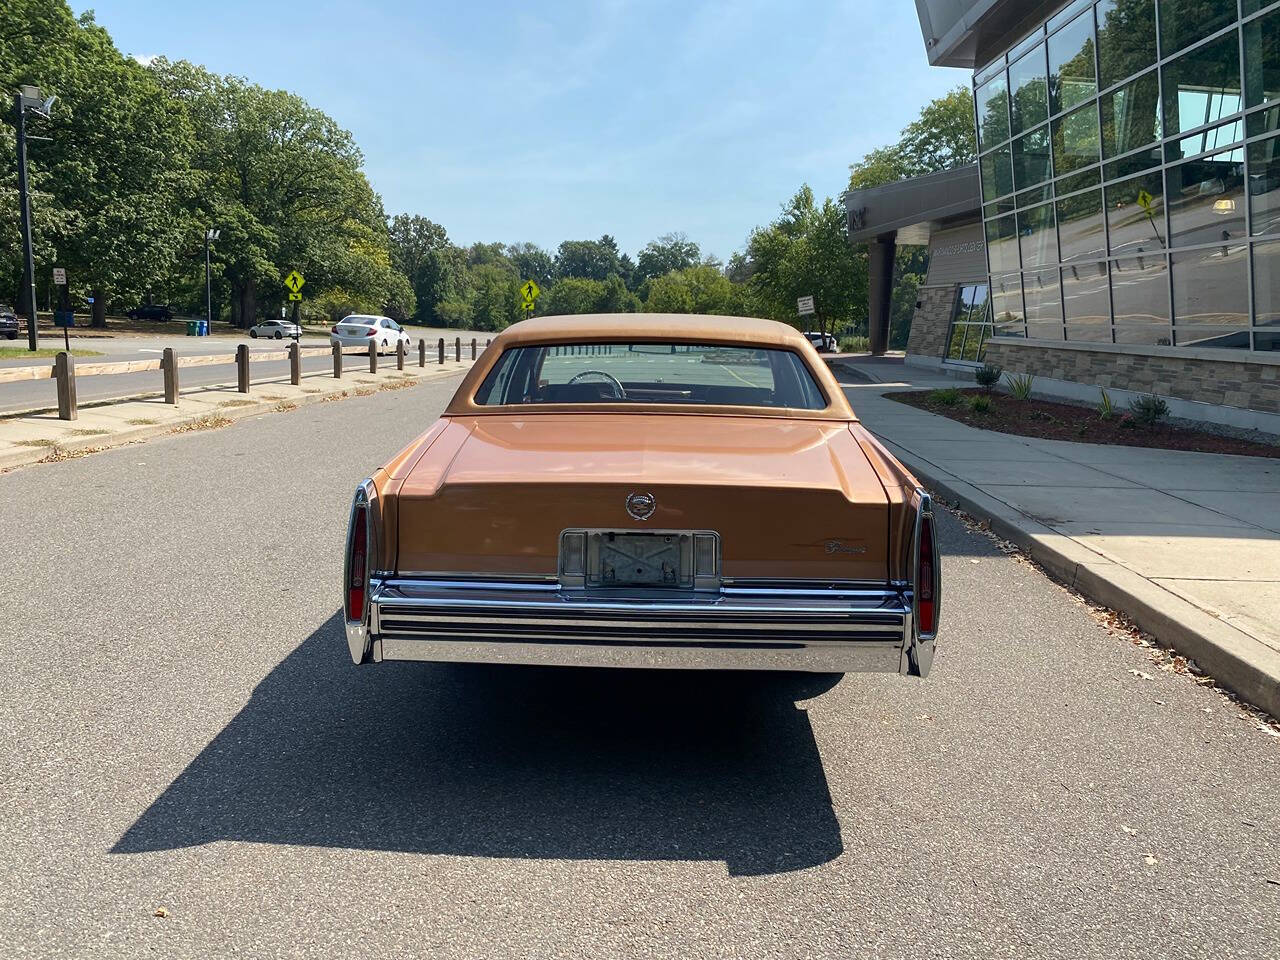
[1097, 389, 1115, 420]
[968, 393, 993, 413]
[1128, 393, 1169, 425]
[1007, 373, 1034, 400]
[929, 387, 961, 406]
[839, 335, 870, 353]
[975, 363, 1003, 391]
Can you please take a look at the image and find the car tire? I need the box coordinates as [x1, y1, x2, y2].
[274, 331, 282, 339]
[250, 330, 258, 338]
[5, 332, 15, 340]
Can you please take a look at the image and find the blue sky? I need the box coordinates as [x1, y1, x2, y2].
[78, 0, 967, 261]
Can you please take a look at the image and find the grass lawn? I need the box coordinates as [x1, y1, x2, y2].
[0, 346, 103, 360]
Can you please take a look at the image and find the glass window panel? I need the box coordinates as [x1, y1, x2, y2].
[1049, 11, 1097, 115]
[1162, 33, 1242, 139]
[1252, 330, 1280, 349]
[947, 324, 967, 359]
[1165, 118, 1244, 160]
[1167, 149, 1247, 246]
[1171, 243, 1249, 333]
[1160, 0, 1239, 59]
[970, 282, 991, 321]
[1104, 148, 1163, 180]
[960, 325, 985, 360]
[1096, 0, 1157, 89]
[1248, 103, 1280, 137]
[976, 73, 1012, 150]
[1018, 203, 1059, 268]
[1053, 101, 1101, 174]
[1243, 0, 1277, 14]
[1253, 238, 1280, 322]
[984, 198, 1016, 219]
[975, 58, 1006, 87]
[990, 272, 1026, 330]
[1062, 260, 1112, 329]
[1057, 165, 1102, 194]
[986, 213, 1021, 272]
[980, 145, 1015, 200]
[1049, 0, 1093, 35]
[1010, 29, 1046, 62]
[1057, 189, 1108, 260]
[1106, 171, 1167, 253]
[1249, 134, 1280, 235]
[1173, 325, 1252, 346]
[1012, 125, 1052, 188]
[1111, 256, 1171, 343]
[1023, 268, 1064, 332]
[1246, 8, 1280, 108]
[1017, 184, 1054, 207]
[1009, 43, 1049, 135]
[1101, 70, 1162, 157]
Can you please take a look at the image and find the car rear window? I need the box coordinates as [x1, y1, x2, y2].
[474, 342, 827, 409]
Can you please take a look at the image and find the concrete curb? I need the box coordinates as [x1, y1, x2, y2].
[875, 435, 1280, 719]
[0, 365, 468, 473]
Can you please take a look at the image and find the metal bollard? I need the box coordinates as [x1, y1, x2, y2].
[418, 339, 426, 367]
[236, 344, 249, 393]
[396, 339, 405, 371]
[470, 338, 476, 360]
[161, 347, 178, 406]
[332, 342, 343, 378]
[454, 337, 460, 362]
[55, 351, 78, 421]
[438, 337, 444, 364]
[289, 341, 301, 386]
[486, 338, 491, 349]
[368, 339, 377, 373]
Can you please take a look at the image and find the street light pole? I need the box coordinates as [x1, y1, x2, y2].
[15, 92, 38, 352]
[204, 228, 220, 334]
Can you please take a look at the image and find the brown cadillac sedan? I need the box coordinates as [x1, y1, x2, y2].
[343, 314, 940, 678]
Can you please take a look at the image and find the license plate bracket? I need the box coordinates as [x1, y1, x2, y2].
[558, 529, 721, 590]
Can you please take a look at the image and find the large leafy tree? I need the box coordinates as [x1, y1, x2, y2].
[847, 86, 976, 191]
[644, 265, 741, 316]
[554, 235, 622, 281]
[635, 232, 701, 286]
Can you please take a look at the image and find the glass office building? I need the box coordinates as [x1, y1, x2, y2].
[963, 0, 1280, 361]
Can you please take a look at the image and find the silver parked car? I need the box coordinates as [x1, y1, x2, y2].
[249, 319, 301, 339]
[330, 315, 411, 355]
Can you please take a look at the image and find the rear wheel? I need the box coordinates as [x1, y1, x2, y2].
[274, 330, 282, 339]
[249, 330, 258, 338]
[4, 332, 14, 340]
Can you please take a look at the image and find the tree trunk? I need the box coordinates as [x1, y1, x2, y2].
[236, 279, 257, 328]
[91, 289, 106, 329]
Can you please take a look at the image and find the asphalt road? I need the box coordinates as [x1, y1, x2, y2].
[1, 376, 1277, 959]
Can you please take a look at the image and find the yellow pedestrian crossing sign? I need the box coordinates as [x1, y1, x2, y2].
[1136, 189, 1154, 213]
[521, 279, 540, 301]
[284, 270, 305, 294]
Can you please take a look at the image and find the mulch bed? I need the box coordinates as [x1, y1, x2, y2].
[888, 388, 1280, 459]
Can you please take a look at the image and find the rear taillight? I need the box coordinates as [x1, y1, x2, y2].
[346, 503, 368, 622]
[364, 328, 376, 336]
[330, 325, 338, 334]
[915, 502, 939, 637]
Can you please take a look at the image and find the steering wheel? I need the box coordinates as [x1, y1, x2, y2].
[568, 370, 626, 399]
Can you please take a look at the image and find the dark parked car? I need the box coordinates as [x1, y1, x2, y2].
[127, 304, 174, 322]
[0, 305, 18, 340]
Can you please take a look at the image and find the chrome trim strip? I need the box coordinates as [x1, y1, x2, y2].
[343, 479, 377, 664]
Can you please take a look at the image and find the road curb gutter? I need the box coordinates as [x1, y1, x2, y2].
[876, 435, 1280, 720]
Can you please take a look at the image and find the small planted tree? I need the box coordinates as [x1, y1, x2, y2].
[975, 363, 1002, 393]
[1128, 393, 1170, 426]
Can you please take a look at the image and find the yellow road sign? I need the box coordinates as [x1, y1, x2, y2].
[1136, 189, 1154, 212]
[284, 270, 306, 293]
[520, 279, 540, 302]
[288, 291, 302, 301]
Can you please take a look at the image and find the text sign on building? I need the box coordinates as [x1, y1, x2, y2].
[52, 267, 66, 285]
[797, 295, 816, 316]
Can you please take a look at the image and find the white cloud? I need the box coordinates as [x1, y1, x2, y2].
[132, 53, 159, 67]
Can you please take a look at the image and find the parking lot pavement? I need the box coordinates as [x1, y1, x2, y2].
[1, 381, 1277, 959]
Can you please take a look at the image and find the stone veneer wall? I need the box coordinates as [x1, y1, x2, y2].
[906, 283, 955, 360]
[983, 339, 1280, 415]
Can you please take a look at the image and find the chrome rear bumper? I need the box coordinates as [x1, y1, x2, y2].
[351, 578, 931, 676]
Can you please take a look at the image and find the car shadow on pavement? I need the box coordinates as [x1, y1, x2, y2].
[113, 613, 844, 877]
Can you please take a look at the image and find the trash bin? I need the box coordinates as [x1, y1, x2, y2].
[186, 320, 197, 336]
[197, 320, 208, 336]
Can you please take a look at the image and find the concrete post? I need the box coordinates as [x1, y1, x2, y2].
[162, 347, 178, 406]
[368, 340, 377, 373]
[289, 341, 301, 385]
[236, 344, 250, 393]
[438, 337, 444, 364]
[332, 342, 343, 378]
[55, 351, 77, 421]
[470, 337, 476, 360]
[454, 337, 460, 362]
[868, 232, 897, 356]
[396, 339, 405, 370]
[418, 339, 426, 367]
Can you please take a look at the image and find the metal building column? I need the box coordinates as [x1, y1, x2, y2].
[868, 232, 897, 356]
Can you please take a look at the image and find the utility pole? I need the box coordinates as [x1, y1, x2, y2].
[205, 228, 220, 332]
[15, 92, 38, 352]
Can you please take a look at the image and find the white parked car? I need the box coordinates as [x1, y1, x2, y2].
[803, 330, 840, 353]
[330, 315, 412, 355]
[249, 319, 301, 339]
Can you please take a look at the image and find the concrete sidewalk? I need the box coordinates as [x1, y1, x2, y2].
[835, 356, 1280, 718]
[0, 357, 473, 472]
